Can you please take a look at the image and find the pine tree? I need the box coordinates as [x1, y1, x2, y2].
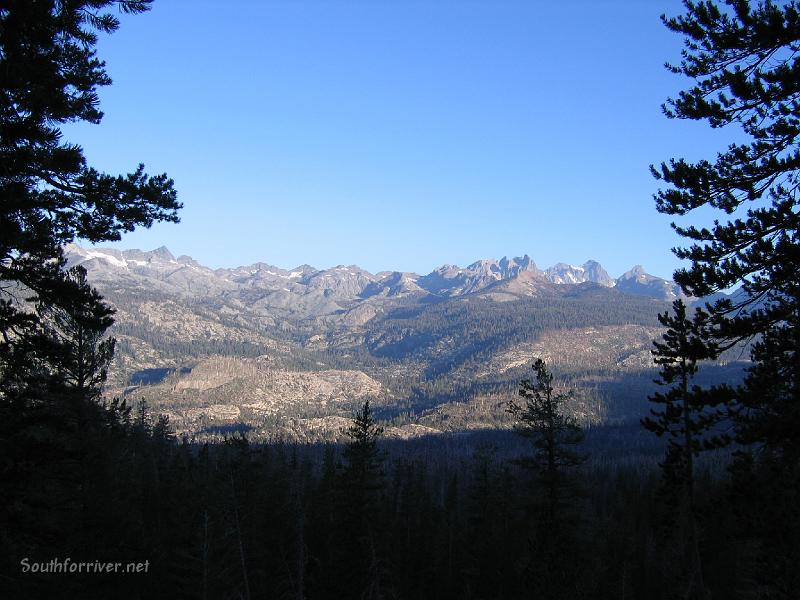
[652, 0, 799, 456]
[508, 359, 585, 518]
[337, 400, 387, 600]
[0, 0, 180, 396]
[507, 359, 586, 599]
[342, 400, 385, 492]
[654, 3, 800, 594]
[35, 265, 116, 401]
[0, 4, 179, 595]
[642, 299, 732, 600]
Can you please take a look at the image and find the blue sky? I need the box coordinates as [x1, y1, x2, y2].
[67, 0, 734, 279]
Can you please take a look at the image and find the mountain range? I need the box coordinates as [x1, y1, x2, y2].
[63, 244, 733, 441]
[66, 244, 684, 304]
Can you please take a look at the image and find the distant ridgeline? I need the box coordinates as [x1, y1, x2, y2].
[65, 244, 746, 441]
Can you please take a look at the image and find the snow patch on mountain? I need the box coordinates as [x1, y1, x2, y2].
[86, 251, 128, 268]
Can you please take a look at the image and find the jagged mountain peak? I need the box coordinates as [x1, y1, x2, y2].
[621, 265, 648, 280]
[465, 255, 539, 275]
[176, 255, 201, 267]
[417, 255, 544, 297]
[501, 254, 534, 266]
[616, 265, 684, 301]
[500, 254, 539, 275]
[151, 245, 175, 261]
[545, 260, 614, 287]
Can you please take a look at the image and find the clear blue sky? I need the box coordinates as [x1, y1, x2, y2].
[67, 0, 734, 279]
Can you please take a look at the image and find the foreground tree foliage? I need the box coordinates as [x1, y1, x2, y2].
[35, 265, 117, 400]
[328, 401, 388, 600]
[0, 0, 180, 396]
[653, 1, 800, 596]
[0, 2, 179, 597]
[653, 0, 799, 447]
[643, 300, 733, 600]
[507, 359, 587, 599]
[508, 359, 585, 515]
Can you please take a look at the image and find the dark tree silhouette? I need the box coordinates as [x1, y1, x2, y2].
[508, 359, 585, 517]
[642, 299, 731, 600]
[507, 359, 586, 598]
[652, 0, 799, 454]
[655, 2, 800, 595]
[337, 400, 387, 600]
[35, 266, 116, 400]
[0, 3, 179, 596]
[0, 0, 180, 398]
[342, 400, 385, 489]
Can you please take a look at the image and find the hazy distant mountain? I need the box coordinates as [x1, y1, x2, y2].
[615, 265, 685, 301]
